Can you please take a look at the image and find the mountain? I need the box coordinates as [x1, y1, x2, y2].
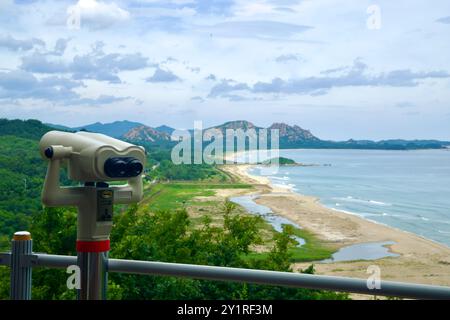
[204, 121, 319, 145]
[73, 120, 145, 138]
[269, 122, 319, 142]
[155, 125, 175, 135]
[122, 125, 171, 142]
[209, 120, 261, 132]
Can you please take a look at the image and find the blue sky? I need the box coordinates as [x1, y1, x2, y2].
[0, 0, 449, 140]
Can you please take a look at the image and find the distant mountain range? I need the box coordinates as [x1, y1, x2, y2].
[40, 119, 450, 150]
[56, 120, 143, 138]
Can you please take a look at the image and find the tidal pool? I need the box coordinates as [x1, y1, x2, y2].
[320, 241, 399, 263]
[229, 195, 306, 247]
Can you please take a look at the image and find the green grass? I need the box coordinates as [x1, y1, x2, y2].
[289, 227, 336, 261]
[143, 182, 252, 212]
[243, 227, 336, 263]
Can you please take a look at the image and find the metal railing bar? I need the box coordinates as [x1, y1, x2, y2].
[107, 258, 450, 300]
[2, 252, 450, 299]
[32, 253, 77, 269]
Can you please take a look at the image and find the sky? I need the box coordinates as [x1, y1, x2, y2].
[0, 0, 449, 140]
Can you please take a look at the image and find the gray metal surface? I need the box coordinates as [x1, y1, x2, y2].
[2, 252, 450, 299]
[77, 252, 108, 300]
[10, 236, 32, 300]
[31, 253, 77, 268]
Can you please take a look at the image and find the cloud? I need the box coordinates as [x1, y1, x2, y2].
[436, 16, 450, 24]
[252, 68, 449, 95]
[205, 73, 217, 81]
[0, 69, 129, 105]
[220, 93, 247, 101]
[52, 38, 70, 56]
[274, 7, 296, 13]
[275, 53, 301, 63]
[320, 66, 350, 75]
[146, 67, 180, 82]
[202, 20, 312, 39]
[128, 0, 234, 16]
[190, 96, 204, 102]
[21, 52, 68, 73]
[96, 52, 149, 70]
[208, 79, 249, 97]
[20, 45, 149, 83]
[70, 94, 131, 105]
[67, 0, 130, 30]
[0, 34, 45, 51]
[195, 0, 235, 15]
[0, 70, 82, 101]
[187, 66, 200, 73]
[208, 60, 450, 97]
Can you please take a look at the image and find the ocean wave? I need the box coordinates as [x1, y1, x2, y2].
[332, 196, 391, 206]
[269, 176, 290, 181]
[365, 212, 390, 217]
[272, 183, 296, 190]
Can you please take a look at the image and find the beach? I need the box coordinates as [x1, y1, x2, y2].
[220, 164, 450, 288]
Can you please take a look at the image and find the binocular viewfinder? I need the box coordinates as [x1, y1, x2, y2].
[104, 157, 143, 178]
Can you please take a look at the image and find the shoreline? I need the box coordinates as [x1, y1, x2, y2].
[220, 164, 450, 287]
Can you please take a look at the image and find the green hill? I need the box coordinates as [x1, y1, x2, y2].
[0, 118, 54, 140]
[0, 120, 64, 240]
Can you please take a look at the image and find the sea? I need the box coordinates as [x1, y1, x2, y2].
[238, 149, 450, 247]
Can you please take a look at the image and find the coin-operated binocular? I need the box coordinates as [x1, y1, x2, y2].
[39, 130, 146, 299]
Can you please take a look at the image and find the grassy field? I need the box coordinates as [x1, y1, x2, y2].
[142, 182, 252, 211]
[139, 180, 336, 263]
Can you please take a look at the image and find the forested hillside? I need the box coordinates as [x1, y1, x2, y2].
[0, 136, 44, 240]
[0, 120, 58, 247]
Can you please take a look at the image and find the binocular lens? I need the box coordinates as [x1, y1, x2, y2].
[129, 159, 144, 176]
[104, 157, 143, 178]
[114, 159, 127, 176]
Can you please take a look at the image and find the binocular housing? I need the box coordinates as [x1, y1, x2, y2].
[39, 131, 146, 182]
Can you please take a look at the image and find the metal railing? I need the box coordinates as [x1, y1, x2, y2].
[2, 233, 450, 300]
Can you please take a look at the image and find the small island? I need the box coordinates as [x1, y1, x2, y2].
[259, 157, 325, 167]
[260, 157, 297, 165]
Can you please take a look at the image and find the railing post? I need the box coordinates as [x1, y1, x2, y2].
[77, 251, 108, 300]
[10, 231, 32, 300]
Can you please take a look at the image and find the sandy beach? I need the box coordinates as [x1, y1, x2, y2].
[220, 164, 450, 289]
